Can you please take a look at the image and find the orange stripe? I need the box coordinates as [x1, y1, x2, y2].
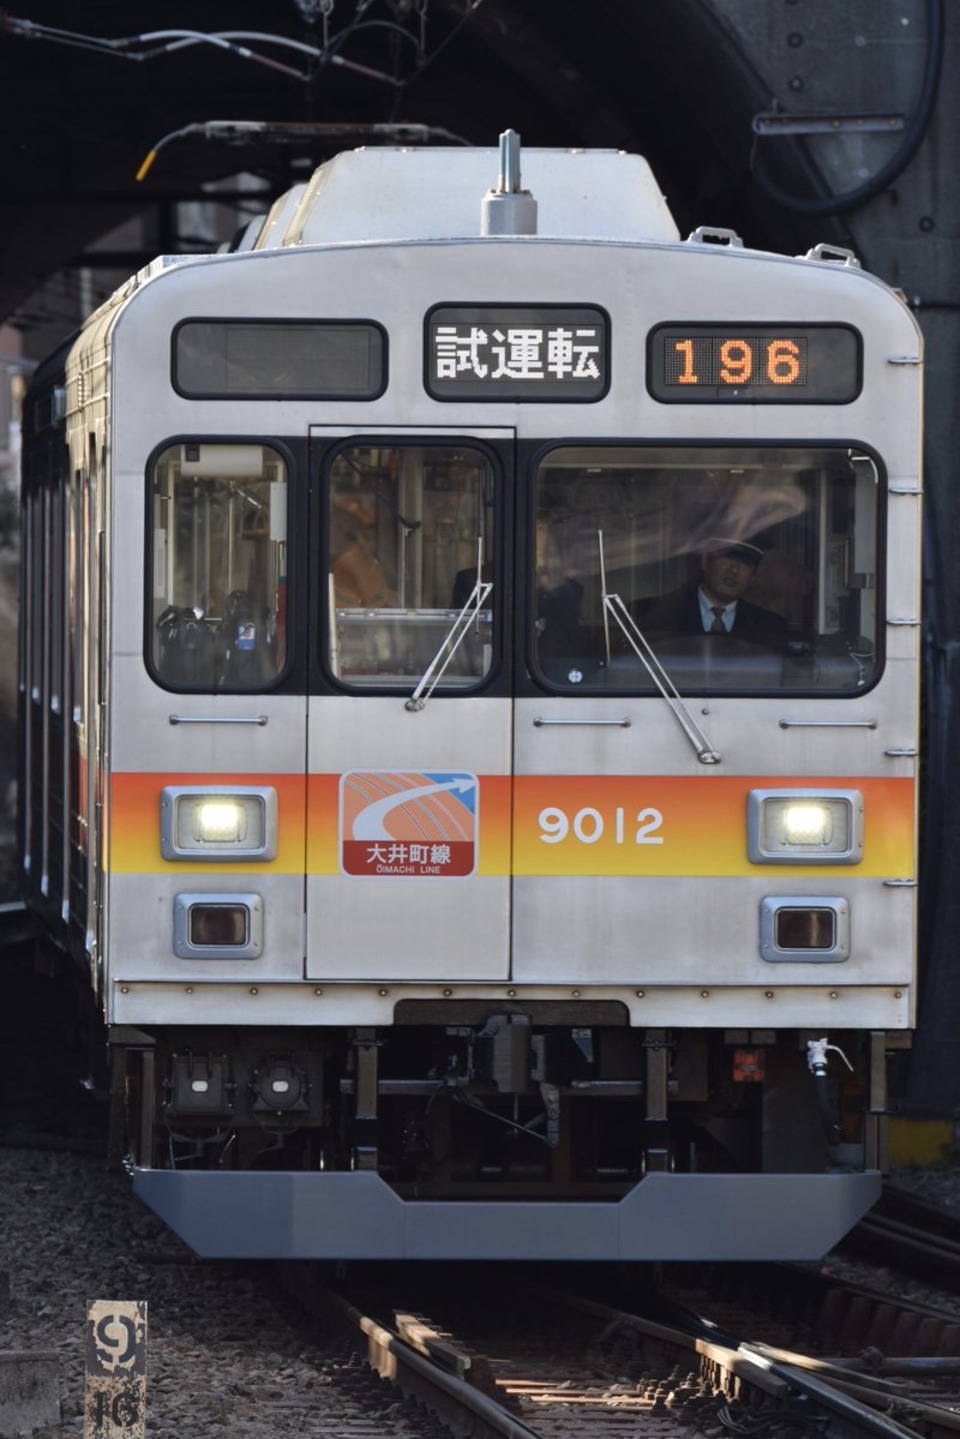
[109, 772, 913, 879]
[513, 775, 914, 877]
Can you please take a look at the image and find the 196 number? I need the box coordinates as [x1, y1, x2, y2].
[538, 806, 664, 845]
[673, 337, 802, 387]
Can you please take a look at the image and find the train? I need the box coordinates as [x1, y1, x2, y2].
[19, 131, 922, 1260]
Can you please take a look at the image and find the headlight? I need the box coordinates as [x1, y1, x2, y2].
[195, 801, 247, 845]
[161, 786, 278, 861]
[748, 789, 863, 864]
[782, 803, 833, 846]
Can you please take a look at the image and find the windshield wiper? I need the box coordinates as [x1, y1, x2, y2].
[601, 594, 720, 764]
[596, 529, 719, 765]
[405, 580, 493, 712]
[604, 589, 716, 765]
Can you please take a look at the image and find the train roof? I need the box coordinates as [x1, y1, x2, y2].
[232, 144, 681, 249]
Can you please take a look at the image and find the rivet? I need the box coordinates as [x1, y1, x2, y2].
[185, 986, 193, 994]
[700, 990, 710, 998]
[636, 990, 645, 998]
[249, 987, 259, 995]
[765, 991, 775, 999]
[894, 990, 902, 998]
[120, 985, 130, 994]
[507, 989, 517, 997]
[378, 988, 389, 997]
[442, 988, 453, 997]
[571, 989, 581, 997]
[829, 990, 839, 999]
[314, 988, 323, 996]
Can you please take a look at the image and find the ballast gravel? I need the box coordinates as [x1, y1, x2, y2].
[0, 1143, 406, 1438]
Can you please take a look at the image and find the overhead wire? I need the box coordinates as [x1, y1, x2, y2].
[1, 8, 486, 88]
[401, 0, 486, 86]
[3, 17, 302, 78]
[4, 9, 464, 183]
[4, 4, 490, 178]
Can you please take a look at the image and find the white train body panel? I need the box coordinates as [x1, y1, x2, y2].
[20, 143, 922, 1260]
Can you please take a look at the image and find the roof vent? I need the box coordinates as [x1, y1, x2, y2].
[481, 129, 538, 236]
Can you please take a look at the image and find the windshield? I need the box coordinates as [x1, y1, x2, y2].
[326, 442, 496, 689]
[533, 444, 881, 694]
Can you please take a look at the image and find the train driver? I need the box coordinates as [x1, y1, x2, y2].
[636, 536, 788, 637]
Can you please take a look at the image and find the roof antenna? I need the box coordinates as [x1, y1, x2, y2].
[481, 129, 538, 236]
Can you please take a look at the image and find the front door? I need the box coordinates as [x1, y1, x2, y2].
[305, 427, 514, 982]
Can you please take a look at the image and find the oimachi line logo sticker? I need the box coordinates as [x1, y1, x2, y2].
[340, 770, 478, 877]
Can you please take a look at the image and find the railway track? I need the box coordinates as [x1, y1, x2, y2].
[4, 1140, 960, 1439]
[298, 1272, 794, 1439]
[282, 1181, 960, 1437]
[6, 947, 960, 1439]
[844, 1186, 960, 1291]
[291, 1256, 960, 1439]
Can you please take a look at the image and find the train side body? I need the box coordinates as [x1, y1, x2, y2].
[19, 143, 922, 1260]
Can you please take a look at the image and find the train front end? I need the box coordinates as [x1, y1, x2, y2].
[21, 137, 921, 1259]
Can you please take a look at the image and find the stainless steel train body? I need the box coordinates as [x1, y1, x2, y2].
[19, 138, 922, 1260]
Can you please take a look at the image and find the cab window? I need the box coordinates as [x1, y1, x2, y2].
[326, 442, 495, 690]
[533, 444, 880, 694]
[149, 442, 288, 689]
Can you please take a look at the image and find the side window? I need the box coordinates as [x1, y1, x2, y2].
[149, 443, 288, 690]
[326, 442, 495, 690]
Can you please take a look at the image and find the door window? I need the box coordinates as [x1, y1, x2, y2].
[326, 442, 496, 691]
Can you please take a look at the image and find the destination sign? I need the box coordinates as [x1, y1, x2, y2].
[425, 305, 608, 401]
[647, 323, 861, 403]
